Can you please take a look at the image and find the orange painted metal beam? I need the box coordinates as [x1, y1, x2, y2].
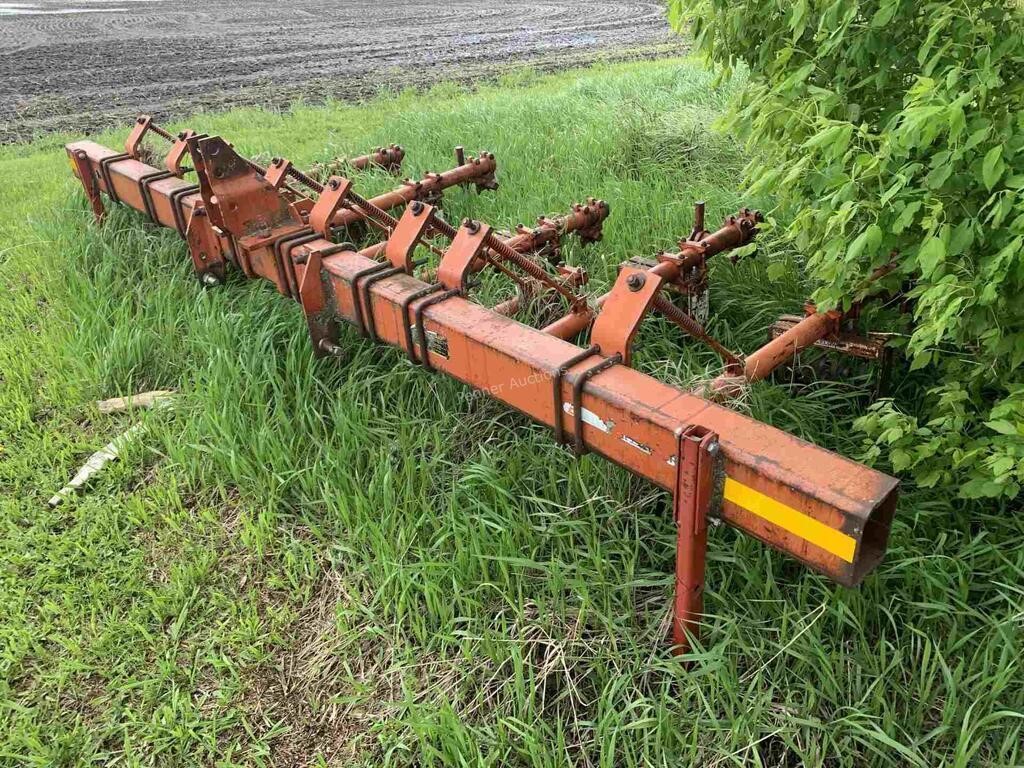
[305, 242, 896, 586]
[67, 139, 499, 292]
[66, 137, 899, 635]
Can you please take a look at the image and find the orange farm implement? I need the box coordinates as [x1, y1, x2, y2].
[67, 118, 899, 653]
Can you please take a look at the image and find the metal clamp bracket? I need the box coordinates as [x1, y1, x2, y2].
[185, 207, 227, 285]
[169, 183, 201, 237]
[350, 261, 399, 337]
[551, 345, 599, 446]
[125, 115, 153, 159]
[415, 288, 462, 371]
[98, 152, 131, 204]
[138, 170, 175, 223]
[400, 282, 444, 362]
[165, 130, 198, 177]
[570, 352, 622, 455]
[386, 201, 435, 272]
[591, 265, 666, 366]
[438, 220, 491, 292]
[309, 176, 352, 239]
[363, 257, 428, 343]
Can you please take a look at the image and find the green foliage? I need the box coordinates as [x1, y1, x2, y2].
[669, 0, 1024, 498]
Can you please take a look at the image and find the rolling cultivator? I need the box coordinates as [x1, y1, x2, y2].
[66, 116, 899, 654]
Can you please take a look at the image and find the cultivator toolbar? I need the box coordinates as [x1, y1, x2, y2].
[67, 118, 898, 653]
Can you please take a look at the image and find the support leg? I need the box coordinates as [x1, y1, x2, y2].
[672, 425, 719, 653]
[185, 207, 227, 286]
[298, 248, 344, 359]
[70, 149, 105, 222]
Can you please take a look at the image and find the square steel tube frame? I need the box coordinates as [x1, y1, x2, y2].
[66, 139, 899, 643]
[305, 244, 897, 588]
[65, 141, 498, 295]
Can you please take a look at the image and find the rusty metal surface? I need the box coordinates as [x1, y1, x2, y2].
[309, 176, 352, 239]
[708, 311, 842, 399]
[744, 311, 840, 381]
[590, 211, 758, 367]
[770, 315, 892, 361]
[673, 427, 719, 653]
[592, 266, 665, 366]
[348, 145, 405, 174]
[309, 246, 897, 586]
[332, 153, 498, 230]
[66, 133, 900, 652]
[438, 221, 492, 292]
[386, 202, 436, 272]
[494, 198, 609, 270]
[194, 136, 302, 240]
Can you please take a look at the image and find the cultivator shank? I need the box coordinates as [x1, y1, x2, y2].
[67, 119, 898, 654]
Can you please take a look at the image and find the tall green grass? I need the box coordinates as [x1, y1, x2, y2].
[1, 59, 1021, 767]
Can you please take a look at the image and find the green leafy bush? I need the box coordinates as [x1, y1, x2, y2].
[669, 0, 1024, 499]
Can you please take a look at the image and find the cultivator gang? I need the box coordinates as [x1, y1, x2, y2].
[67, 116, 899, 653]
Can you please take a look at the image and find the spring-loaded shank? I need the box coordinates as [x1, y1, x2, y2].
[66, 118, 899, 657]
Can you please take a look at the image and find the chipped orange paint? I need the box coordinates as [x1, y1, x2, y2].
[66, 137, 899, 634]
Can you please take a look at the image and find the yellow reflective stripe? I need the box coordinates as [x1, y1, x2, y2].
[723, 477, 857, 563]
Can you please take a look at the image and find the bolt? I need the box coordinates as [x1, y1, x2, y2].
[201, 272, 220, 287]
[318, 339, 345, 357]
[137, 116, 146, 124]
[410, 200, 424, 215]
[707, 441, 720, 456]
[626, 273, 646, 292]
[294, 252, 308, 265]
[329, 178, 340, 190]
[272, 157, 282, 166]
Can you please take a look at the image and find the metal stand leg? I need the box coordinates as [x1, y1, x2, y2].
[185, 207, 227, 286]
[297, 249, 344, 359]
[71, 150, 105, 222]
[672, 425, 719, 654]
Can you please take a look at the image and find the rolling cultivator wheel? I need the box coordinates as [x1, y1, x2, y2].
[67, 116, 900, 655]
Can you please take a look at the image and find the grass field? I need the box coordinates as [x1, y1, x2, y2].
[1, 59, 1022, 767]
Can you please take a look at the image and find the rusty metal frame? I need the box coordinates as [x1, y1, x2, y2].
[584, 205, 898, 400]
[302, 243, 897, 590]
[66, 132, 899, 654]
[70, 149, 104, 221]
[672, 425, 718, 652]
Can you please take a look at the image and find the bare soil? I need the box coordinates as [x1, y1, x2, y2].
[0, 0, 679, 142]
